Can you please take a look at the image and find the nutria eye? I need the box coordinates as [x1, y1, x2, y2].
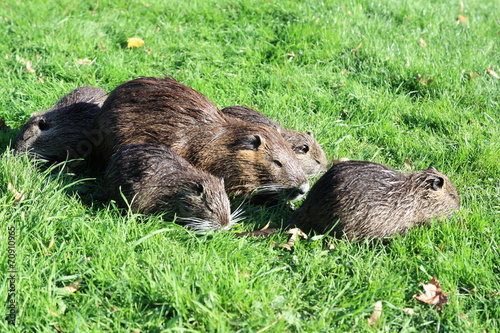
[273, 160, 283, 168]
[38, 119, 50, 131]
[295, 145, 309, 154]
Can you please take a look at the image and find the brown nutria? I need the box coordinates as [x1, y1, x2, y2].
[288, 160, 461, 240]
[14, 86, 107, 164]
[103, 143, 240, 232]
[221, 105, 328, 178]
[96, 77, 309, 201]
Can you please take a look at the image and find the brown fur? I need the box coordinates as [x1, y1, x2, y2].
[288, 160, 461, 240]
[104, 143, 236, 232]
[221, 105, 328, 178]
[14, 86, 107, 163]
[96, 77, 309, 200]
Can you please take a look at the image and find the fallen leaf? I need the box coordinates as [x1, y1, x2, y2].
[418, 74, 434, 86]
[285, 51, 296, 57]
[52, 324, 62, 332]
[351, 42, 362, 52]
[7, 183, 25, 204]
[367, 301, 383, 326]
[404, 158, 412, 170]
[457, 14, 468, 23]
[62, 281, 81, 294]
[25, 61, 35, 73]
[487, 66, 499, 79]
[402, 308, 418, 315]
[419, 38, 427, 47]
[260, 221, 271, 231]
[77, 58, 93, 65]
[413, 276, 449, 311]
[47, 237, 55, 250]
[459, 1, 465, 12]
[469, 72, 477, 80]
[127, 37, 145, 48]
[280, 228, 307, 250]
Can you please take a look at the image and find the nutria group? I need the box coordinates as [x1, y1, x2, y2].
[14, 86, 107, 164]
[221, 105, 328, 178]
[103, 143, 237, 232]
[96, 77, 309, 201]
[288, 160, 461, 240]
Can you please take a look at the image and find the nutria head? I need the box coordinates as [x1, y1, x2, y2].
[281, 130, 328, 178]
[104, 143, 235, 232]
[173, 122, 309, 201]
[222, 105, 328, 178]
[14, 86, 107, 162]
[289, 160, 460, 240]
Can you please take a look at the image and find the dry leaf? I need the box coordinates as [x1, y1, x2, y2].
[127, 37, 145, 48]
[8, 183, 25, 204]
[469, 72, 477, 80]
[459, 1, 465, 12]
[418, 74, 434, 86]
[457, 14, 468, 23]
[413, 276, 449, 311]
[351, 42, 362, 52]
[47, 237, 55, 250]
[487, 66, 499, 79]
[404, 158, 412, 170]
[285, 51, 296, 57]
[52, 324, 62, 332]
[367, 301, 383, 326]
[402, 307, 418, 315]
[260, 221, 271, 231]
[48, 309, 59, 316]
[280, 228, 308, 250]
[419, 38, 427, 47]
[25, 61, 35, 73]
[63, 281, 81, 294]
[77, 58, 92, 65]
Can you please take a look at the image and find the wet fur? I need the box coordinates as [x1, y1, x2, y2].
[288, 160, 461, 240]
[103, 143, 236, 232]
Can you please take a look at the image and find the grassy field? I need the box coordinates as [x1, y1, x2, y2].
[1, 0, 499, 331]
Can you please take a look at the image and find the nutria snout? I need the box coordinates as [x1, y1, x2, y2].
[288, 160, 461, 240]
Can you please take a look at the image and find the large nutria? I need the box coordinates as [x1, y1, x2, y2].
[221, 105, 328, 178]
[96, 77, 309, 201]
[288, 160, 461, 240]
[104, 143, 239, 232]
[14, 86, 107, 164]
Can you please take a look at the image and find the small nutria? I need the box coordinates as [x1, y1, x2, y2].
[103, 143, 239, 232]
[14, 86, 108, 163]
[96, 77, 309, 201]
[221, 105, 328, 178]
[288, 160, 461, 240]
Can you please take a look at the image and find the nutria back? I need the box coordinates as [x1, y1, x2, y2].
[14, 86, 107, 163]
[103, 143, 234, 232]
[97, 76, 227, 159]
[221, 105, 328, 178]
[289, 160, 460, 240]
[97, 77, 308, 200]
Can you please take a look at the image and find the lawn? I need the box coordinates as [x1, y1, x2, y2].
[0, 0, 499, 331]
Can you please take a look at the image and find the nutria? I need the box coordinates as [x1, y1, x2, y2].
[288, 160, 461, 240]
[14, 86, 107, 164]
[96, 77, 309, 201]
[221, 105, 328, 178]
[104, 143, 239, 232]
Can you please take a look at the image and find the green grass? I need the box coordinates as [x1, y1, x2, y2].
[0, 0, 499, 331]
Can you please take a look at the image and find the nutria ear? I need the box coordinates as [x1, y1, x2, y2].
[306, 131, 313, 138]
[239, 134, 264, 151]
[193, 183, 204, 196]
[294, 144, 309, 154]
[427, 175, 444, 191]
[38, 119, 50, 131]
[426, 166, 437, 172]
